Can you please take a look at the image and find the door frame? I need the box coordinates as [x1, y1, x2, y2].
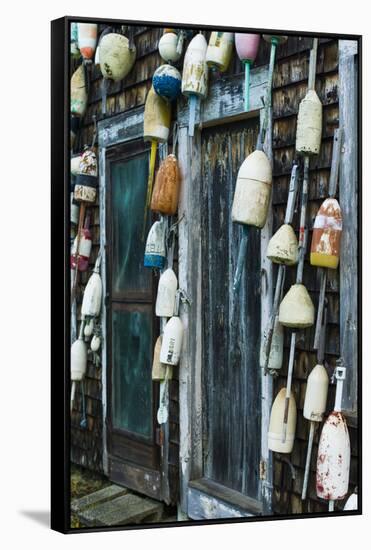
[98, 107, 155, 478]
[176, 64, 274, 518]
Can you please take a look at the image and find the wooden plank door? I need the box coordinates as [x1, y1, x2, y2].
[105, 140, 162, 500]
[201, 118, 262, 504]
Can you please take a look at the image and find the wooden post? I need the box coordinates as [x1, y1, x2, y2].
[338, 40, 358, 414]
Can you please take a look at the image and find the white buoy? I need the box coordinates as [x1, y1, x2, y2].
[144, 220, 166, 269]
[90, 334, 101, 352]
[182, 33, 208, 136]
[296, 90, 322, 155]
[81, 256, 102, 318]
[260, 317, 284, 371]
[231, 150, 272, 228]
[304, 365, 329, 422]
[99, 33, 136, 81]
[268, 388, 297, 453]
[267, 224, 298, 266]
[159, 32, 182, 64]
[77, 23, 98, 61]
[279, 283, 315, 328]
[343, 492, 358, 511]
[155, 268, 178, 317]
[84, 317, 94, 337]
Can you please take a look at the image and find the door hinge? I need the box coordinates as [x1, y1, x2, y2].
[259, 460, 267, 480]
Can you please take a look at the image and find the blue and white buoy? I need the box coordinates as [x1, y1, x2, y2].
[153, 64, 182, 102]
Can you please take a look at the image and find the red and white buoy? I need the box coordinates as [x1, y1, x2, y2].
[316, 365, 351, 511]
[70, 322, 87, 411]
[77, 23, 98, 61]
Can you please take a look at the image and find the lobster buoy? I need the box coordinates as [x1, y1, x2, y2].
[267, 224, 298, 265]
[160, 316, 184, 366]
[70, 22, 80, 59]
[99, 33, 136, 81]
[144, 220, 166, 269]
[71, 336, 87, 382]
[268, 388, 297, 453]
[71, 226, 92, 272]
[77, 23, 98, 61]
[235, 33, 260, 110]
[71, 154, 82, 175]
[304, 364, 329, 422]
[151, 154, 180, 215]
[143, 86, 171, 143]
[71, 64, 88, 117]
[231, 150, 272, 228]
[279, 284, 315, 328]
[91, 334, 101, 352]
[81, 257, 102, 318]
[296, 90, 322, 155]
[182, 33, 208, 136]
[74, 148, 98, 204]
[156, 268, 177, 317]
[260, 317, 284, 371]
[151, 335, 167, 380]
[158, 32, 182, 64]
[153, 64, 182, 102]
[316, 412, 351, 501]
[84, 317, 94, 337]
[206, 32, 234, 72]
[310, 198, 342, 269]
[343, 493, 358, 511]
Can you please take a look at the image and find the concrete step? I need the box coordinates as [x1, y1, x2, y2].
[76, 489, 164, 527]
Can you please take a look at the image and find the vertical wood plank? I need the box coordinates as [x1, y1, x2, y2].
[177, 126, 203, 513]
[338, 40, 358, 413]
[98, 145, 109, 475]
[260, 107, 274, 514]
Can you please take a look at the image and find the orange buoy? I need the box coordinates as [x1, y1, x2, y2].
[151, 154, 180, 215]
[310, 198, 342, 269]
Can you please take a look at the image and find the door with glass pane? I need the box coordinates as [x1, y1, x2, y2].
[106, 140, 161, 499]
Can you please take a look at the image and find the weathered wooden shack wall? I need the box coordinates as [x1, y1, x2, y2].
[270, 38, 358, 514]
[70, 25, 180, 483]
[71, 25, 358, 516]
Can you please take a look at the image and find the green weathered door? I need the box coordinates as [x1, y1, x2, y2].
[106, 140, 161, 499]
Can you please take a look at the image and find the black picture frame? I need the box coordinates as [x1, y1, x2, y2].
[51, 16, 362, 534]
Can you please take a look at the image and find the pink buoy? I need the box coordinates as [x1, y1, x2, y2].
[235, 34, 260, 111]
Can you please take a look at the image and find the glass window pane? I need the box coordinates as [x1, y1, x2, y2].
[112, 307, 152, 438]
[111, 154, 151, 295]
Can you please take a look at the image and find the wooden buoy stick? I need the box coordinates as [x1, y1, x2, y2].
[233, 226, 249, 293]
[262, 164, 299, 371]
[302, 305, 327, 499]
[188, 95, 197, 137]
[282, 227, 308, 442]
[308, 39, 318, 91]
[244, 61, 251, 111]
[142, 139, 158, 238]
[313, 129, 342, 348]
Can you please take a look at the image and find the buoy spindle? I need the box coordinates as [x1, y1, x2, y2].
[188, 95, 197, 138]
[244, 62, 251, 111]
[233, 226, 249, 292]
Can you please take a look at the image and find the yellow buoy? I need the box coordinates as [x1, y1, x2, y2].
[151, 154, 180, 216]
[267, 224, 298, 265]
[206, 32, 234, 72]
[296, 90, 322, 155]
[71, 64, 88, 117]
[279, 283, 315, 328]
[151, 336, 172, 380]
[143, 86, 171, 143]
[268, 388, 297, 453]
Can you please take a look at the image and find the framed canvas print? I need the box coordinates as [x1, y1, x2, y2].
[51, 16, 362, 533]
